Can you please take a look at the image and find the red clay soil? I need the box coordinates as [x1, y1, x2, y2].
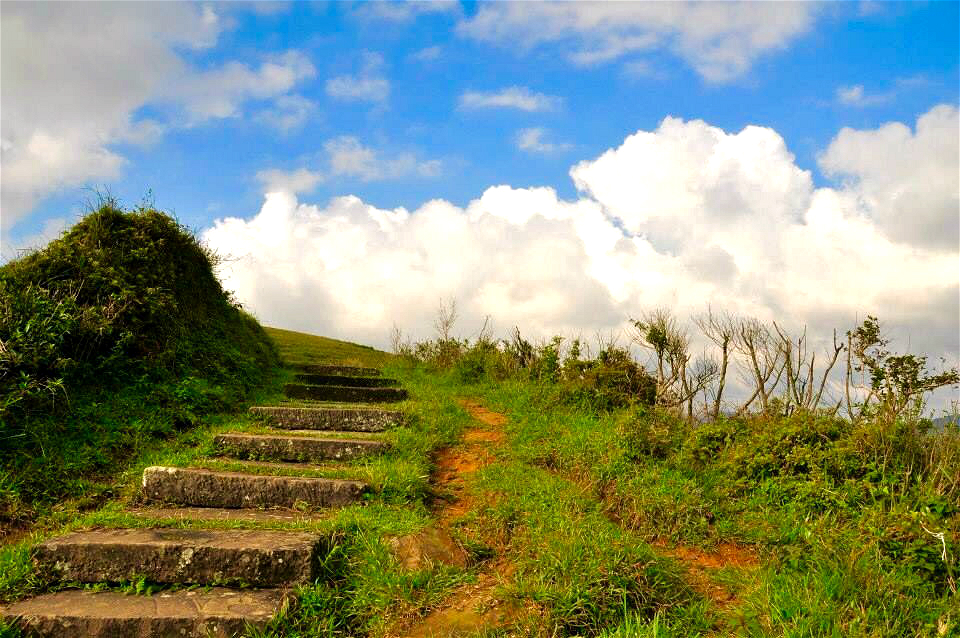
[653, 540, 760, 606]
[391, 399, 515, 638]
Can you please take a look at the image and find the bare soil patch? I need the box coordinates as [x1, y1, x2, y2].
[653, 540, 759, 606]
[390, 399, 516, 638]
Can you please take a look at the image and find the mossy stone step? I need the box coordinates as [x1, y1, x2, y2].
[127, 506, 332, 524]
[250, 405, 403, 431]
[1, 588, 288, 637]
[292, 364, 381, 376]
[215, 432, 387, 462]
[142, 466, 367, 509]
[283, 383, 408, 403]
[294, 373, 400, 387]
[35, 528, 326, 586]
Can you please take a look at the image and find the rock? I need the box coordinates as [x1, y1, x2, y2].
[249, 406, 403, 431]
[1, 588, 289, 637]
[294, 374, 399, 388]
[126, 506, 330, 524]
[388, 527, 469, 571]
[283, 384, 408, 403]
[35, 528, 326, 586]
[292, 364, 381, 376]
[215, 432, 387, 463]
[142, 466, 367, 509]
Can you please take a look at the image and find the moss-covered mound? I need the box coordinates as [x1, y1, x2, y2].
[0, 203, 279, 517]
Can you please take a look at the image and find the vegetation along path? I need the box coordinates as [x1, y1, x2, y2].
[2, 357, 408, 636]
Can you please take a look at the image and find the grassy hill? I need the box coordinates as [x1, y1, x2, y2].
[0, 203, 280, 524]
[264, 327, 392, 368]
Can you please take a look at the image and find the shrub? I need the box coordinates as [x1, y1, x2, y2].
[0, 202, 279, 514]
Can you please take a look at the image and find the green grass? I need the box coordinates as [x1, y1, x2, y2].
[432, 372, 959, 637]
[0, 204, 281, 520]
[6, 318, 954, 637]
[264, 327, 393, 369]
[0, 330, 477, 638]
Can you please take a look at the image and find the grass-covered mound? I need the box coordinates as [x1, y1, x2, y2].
[0, 203, 279, 521]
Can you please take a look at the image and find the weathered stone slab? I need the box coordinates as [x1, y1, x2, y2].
[294, 373, 399, 388]
[388, 527, 469, 571]
[249, 406, 403, 431]
[293, 364, 381, 376]
[215, 433, 387, 462]
[35, 528, 325, 586]
[142, 466, 367, 509]
[126, 506, 331, 524]
[283, 383, 407, 403]
[1, 588, 287, 637]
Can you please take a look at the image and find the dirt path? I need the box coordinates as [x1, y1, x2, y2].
[391, 399, 514, 638]
[651, 540, 759, 608]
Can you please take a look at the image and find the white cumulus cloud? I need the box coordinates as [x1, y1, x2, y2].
[0, 3, 315, 229]
[818, 104, 959, 251]
[204, 105, 958, 389]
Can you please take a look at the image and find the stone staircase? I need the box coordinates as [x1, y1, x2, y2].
[3, 364, 405, 637]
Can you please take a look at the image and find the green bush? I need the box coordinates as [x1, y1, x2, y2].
[0, 202, 279, 516]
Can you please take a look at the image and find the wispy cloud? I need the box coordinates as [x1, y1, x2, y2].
[457, 3, 820, 83]
[256, 167, 324, 194]
[325, 51, 390, 103]
[256, 137, 442, 193]
[325, 136, 441, 180]
[836, 84, 892, 107]
[410, 45, 442, 62]
[835, 76, 930, 108]
[459, 86, 561, 112]
[254, 94, 317, 133]
[351, 0, 460, 23]
[515, 127, 572, 154]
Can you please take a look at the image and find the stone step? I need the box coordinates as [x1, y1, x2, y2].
[215, 432, 387, 463]
[283, 383, 407, 403]
[34, 528, 326, 587]
[127, 506, 332, 524]
[294, 373, 399, 388]
[250, 405, 403, 431]
[142, 466, 367, 509]
[292, 363, 381, 376]
[1, 588, 288, 637]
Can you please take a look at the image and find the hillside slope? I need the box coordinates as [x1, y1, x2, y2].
[0, 203, 280, 523]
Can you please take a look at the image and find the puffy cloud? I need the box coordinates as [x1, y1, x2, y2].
[457, 2, 819, 82]
[515, 128, 572, 154]
[325, 52, 390, 103]
[818, 104, 959, 251]
[0, 3, 315, 229]
[459, 87, 561, 112]
[205, 106, 958, 391]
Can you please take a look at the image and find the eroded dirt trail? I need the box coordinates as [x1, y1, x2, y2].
[392, 399, 514, 638]
[652, 540, 759, 608]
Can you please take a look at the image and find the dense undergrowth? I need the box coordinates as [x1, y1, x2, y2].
[0, 202, 280, 522]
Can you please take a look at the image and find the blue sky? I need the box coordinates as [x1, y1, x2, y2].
[2, 2, 959, 412]
[4, 1, 957, 239]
